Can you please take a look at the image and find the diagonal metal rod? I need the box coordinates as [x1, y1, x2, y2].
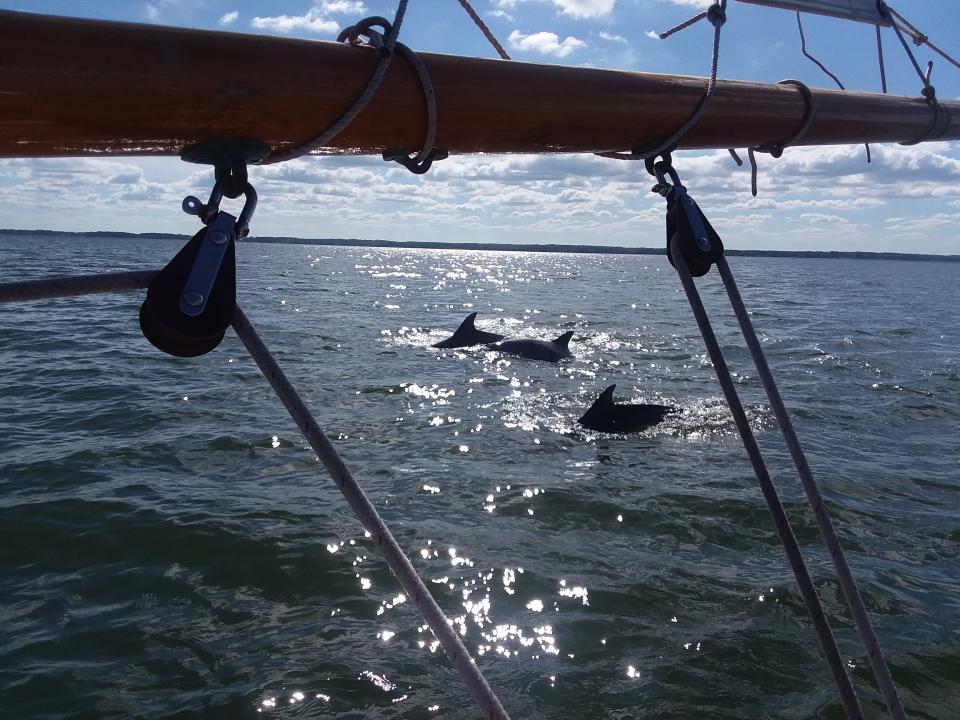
[669, 239, 864, 720]
[231, 305, 512, 720]
[716, 256, 907, 720]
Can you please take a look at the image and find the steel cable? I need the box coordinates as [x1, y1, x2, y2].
[715, 257, 907, 720]
[668, 238, 865, 720]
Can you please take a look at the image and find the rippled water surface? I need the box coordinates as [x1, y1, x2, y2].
[1, 234, 958, 719]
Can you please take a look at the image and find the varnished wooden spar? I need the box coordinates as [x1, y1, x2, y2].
[0, 9, 956, 159]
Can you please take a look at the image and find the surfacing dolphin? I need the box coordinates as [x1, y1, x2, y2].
[578, 384, 675, 433]
[489, 330, 574, 362]
[433, 312, 505, 349]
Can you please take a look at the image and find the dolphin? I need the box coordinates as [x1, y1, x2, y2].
[433, 312, 505, 348]
[489, 330, 574, 362]
[578, 384, 675, 433]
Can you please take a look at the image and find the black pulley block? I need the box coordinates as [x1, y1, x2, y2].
[139, 224, 236, 357]
[665, 189, 724, 277]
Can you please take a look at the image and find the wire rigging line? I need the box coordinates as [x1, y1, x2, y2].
[794, 12, 870, 163]
[666, 238, 866, 720]
[876, 24, 888, 94]
[0, 269, 515, 720]
[231, 305, 513, 720]
[795, 11, 844, 89]
[265, 0, 409, 164]
[714, 256, 908, 720]
[0, 270, 158, 303]
[598, 0, 727, 161]
[455, 0, 510, 60]
[883, 4, 960, 72]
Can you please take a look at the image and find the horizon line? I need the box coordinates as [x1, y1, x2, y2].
[2, 229, 958, 262]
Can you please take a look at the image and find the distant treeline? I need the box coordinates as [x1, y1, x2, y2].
[2, 229, 957, 263]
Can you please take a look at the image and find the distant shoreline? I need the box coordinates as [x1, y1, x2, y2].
[2, 229, 957, 263]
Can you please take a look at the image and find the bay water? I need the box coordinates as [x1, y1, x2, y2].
[1, 234, 958, 719]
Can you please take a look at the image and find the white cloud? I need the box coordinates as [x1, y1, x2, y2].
[488, 10, 514, 21]
[497, 0, 615, 19]
[144, 3, 159, 21]
[251, 12, 337, 35]
[219, 11, 239, 26]
[320, 1, 366, 12]
[645, 30, 660, 40]
[249, 1, 364, 35]
[2, 143, 959, 252]
[660, 0, 712, 7]
[598, 31, 627, 44]
[508, 30, 586, 58]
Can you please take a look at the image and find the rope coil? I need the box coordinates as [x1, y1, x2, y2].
[381, 42, 446, 173]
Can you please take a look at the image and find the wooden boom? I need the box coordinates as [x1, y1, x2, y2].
[0, 10, 955, 159]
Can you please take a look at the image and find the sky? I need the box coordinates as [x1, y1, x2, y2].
[1, 0, 959, 254]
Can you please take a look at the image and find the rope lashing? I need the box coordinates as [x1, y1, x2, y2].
[731, 79, 815, 197]
[659, 1, 726, 40]
[455, 0, 511, 60]
[650, 156, 908, 720]
[381, 41, 448, 174]
[596, 0, 726, 161]
[877, 4, 949, 146]
[264, 2, 409, 164]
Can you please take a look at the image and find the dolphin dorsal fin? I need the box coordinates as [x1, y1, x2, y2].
[598, 384, 617, 405]
[455, 312, 478, 334]
[553, 330, 574, 348]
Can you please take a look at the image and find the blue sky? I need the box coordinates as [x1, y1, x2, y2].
[1, 0, 959, 253]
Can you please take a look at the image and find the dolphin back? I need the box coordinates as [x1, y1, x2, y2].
[553, 330, 575, 349]
[433, 312, 504, 348]
[578, 384, 674, 433]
